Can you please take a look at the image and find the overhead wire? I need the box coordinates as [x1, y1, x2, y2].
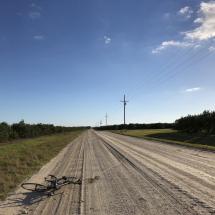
[124, 47, 183, 96]
[128, 38, 215, 100]
[129, 47, 215, 101]
[127, 34, 213, 99]
[95, 41, 214, 127]
[102, 46, 186, 121]
[108, 103, 121, 116]
[98, 43, 214, 127]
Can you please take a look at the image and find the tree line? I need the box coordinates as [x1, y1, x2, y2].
[95, 122, 173, 131]
[173, 110, 215, 134]
[0, 120, 86, 142]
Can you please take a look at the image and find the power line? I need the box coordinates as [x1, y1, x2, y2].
[96, 44, 214, 126]
[128, 39, 215, 100]
[97, 44, 214, 126]
[102, 34, 214, 121]
[96, 29, 214, 126]
[130, 48, 215, 101]
[124, 47, 183, 96]
[126, 30, 214, 99]
[99, 48, 184, 121]
[109, 103, 121, 115]
[127, 39, 213, 99]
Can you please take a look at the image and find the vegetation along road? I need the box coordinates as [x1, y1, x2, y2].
[0, 129, 215, 214]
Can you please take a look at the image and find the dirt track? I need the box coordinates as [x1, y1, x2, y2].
[0, 129, 215, 215]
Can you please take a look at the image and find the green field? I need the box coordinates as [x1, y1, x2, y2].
[110, 129, 215, 151]
[0, 130, 86, 201]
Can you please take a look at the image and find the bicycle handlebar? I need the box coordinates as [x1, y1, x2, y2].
[48, 175, 57, 179]
[45, 175, 57, 181]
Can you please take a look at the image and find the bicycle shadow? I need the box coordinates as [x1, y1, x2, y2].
[0, 190, 62, 209]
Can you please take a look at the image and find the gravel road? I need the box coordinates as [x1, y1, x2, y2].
[0, 129, 215, 215]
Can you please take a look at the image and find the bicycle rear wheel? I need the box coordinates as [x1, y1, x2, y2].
[21, 183, 47, 192]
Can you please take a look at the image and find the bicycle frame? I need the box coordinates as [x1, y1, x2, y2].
[45, 175, 70, 196]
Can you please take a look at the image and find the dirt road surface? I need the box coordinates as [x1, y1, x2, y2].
[0, 130, 215, 215]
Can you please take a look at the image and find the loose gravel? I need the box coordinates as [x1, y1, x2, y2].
[0, 129, 215, 215]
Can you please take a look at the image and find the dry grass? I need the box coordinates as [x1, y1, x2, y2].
[110, 129, 215, 151]
[0, 130, 86, 201]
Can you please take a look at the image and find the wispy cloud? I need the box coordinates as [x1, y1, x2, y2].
[34, 36, 44, 39]
[152, 1, 215, 53]
[163, 13, 170, 19]
[104, 36, 111, 44]
[209, 46, 215, 51]
[186, 87, 200, 92]
[194, 44, 201, 48]
[17, 13, 24, 17]
[1, 37, 6, 39]
[181, 1, 215, 40]
[29, 12, 40, 19]
[30, 3, 42, 10]
[152, 40, 193, 53]
[177, 6, 193, 18]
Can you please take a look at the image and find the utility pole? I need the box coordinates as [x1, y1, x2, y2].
[100, 120, 102, 127]
[105, 113, 108, 126]
[120, 95, 129, 129]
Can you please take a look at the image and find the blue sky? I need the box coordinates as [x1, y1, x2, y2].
[1, 0, 215, 127]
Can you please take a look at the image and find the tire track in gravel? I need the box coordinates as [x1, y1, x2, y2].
[80, 131, 103, 215]
[90, 132, 152, 214]
[90, 133, 139, 214]
[95, 130, 215, 215]
[92, 131, 196, 215]
[31, 131, 86, 215]
[105, 131, 215, 212]
[91, 131, 165, 214]
[105, 132, 215, 176]
[101, 132, 215, 192]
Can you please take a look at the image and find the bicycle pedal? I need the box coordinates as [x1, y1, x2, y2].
[47, 193, 52, 197]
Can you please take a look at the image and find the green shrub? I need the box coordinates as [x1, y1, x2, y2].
[173, 110, 215, 134]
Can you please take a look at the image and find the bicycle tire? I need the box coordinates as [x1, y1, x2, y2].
[21, 183, 47, 192]
[67, 177, 82, 184]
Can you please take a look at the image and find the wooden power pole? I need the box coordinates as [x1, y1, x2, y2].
[105, 113, 108, 126]
[120, 95, 129, 129]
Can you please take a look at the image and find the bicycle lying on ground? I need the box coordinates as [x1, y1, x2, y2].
[21, 175, 82, 197]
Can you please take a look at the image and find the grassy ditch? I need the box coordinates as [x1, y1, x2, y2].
[109, 129, 215, 151]
[0, 130, 86, 201]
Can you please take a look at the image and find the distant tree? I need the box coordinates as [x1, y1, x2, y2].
[128, 123, 136, 130]
[0, 122, 11, 142]
[174, 110, 215, 134]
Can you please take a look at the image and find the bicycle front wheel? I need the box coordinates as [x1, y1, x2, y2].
[67, 177, 82, 184]
[21, 183, 47, 192]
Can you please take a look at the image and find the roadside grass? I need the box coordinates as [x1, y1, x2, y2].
[0, 130, 86, 201]
[109, 129, 215, 151]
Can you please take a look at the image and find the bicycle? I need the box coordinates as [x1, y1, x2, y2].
[21, 175, 82, 197]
